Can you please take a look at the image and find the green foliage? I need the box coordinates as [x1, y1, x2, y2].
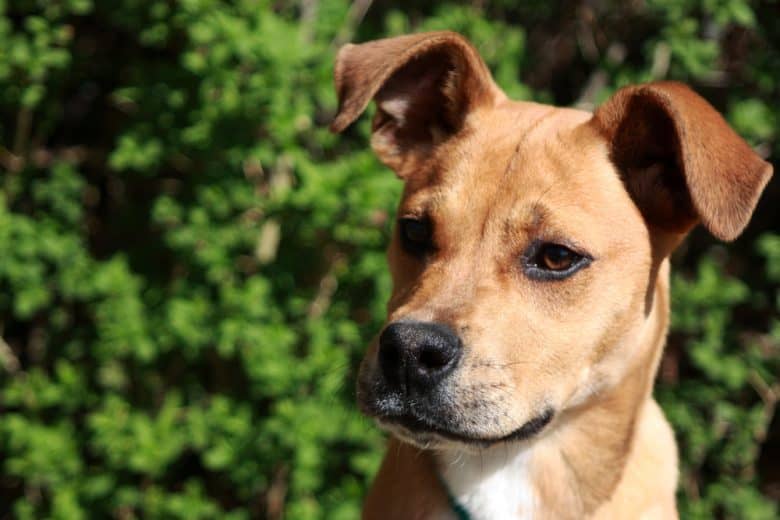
[0, 0, 777, 518]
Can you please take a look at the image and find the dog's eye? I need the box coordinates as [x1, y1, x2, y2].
[523, 242, 591, 280]
[399, 217, 432, 255]
[539, 244, 577, 270]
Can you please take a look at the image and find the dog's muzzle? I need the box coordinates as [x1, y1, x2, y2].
[359, 320, 557, 446]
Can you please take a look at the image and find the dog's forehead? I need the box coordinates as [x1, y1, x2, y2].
[402, 102, 627, 231]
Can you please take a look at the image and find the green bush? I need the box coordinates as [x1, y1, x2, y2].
[0, 0, 777, 518]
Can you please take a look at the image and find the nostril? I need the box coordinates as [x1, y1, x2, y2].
[378, 325, 405, 386]
[379, 340, 401, 367]
[417, 343, 454, 372]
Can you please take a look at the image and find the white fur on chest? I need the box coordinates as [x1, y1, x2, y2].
[436, 445, 535, 520]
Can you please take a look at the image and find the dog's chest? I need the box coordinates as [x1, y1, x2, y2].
[436, 446, 535, 520]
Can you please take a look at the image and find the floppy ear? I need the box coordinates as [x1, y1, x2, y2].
[592, 81, 772, 241]
[330, 31, 505, 174]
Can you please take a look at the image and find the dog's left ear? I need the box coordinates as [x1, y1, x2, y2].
[330, 31, 505, 174]
[592, 81, 772, 241]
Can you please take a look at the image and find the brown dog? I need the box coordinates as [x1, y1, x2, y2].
[330, 31, 772, 519]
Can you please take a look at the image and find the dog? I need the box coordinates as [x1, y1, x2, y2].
[330, 31, 772, 519]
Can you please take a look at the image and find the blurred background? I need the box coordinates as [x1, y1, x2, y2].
[0, 0, 778, 518]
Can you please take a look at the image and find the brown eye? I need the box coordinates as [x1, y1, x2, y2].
[523, 241, 591, 281]
[539, 244, 576, 271]
[399, 217, 432, 255]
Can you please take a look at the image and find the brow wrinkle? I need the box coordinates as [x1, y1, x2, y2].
[480, 108, 557, 240]
[505, 108, 557, 181]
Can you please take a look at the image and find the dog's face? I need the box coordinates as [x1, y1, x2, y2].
[331, 32, 772, 449]
[363, 107, 655, 448]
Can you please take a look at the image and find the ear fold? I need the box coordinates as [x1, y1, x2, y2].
[330, 31, 505, 174]
[592, 81, 772, 241]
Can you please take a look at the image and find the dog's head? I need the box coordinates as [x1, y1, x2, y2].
[331, 32, 772, 449]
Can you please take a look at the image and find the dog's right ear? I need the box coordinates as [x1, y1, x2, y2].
[330, 31, 505, 175]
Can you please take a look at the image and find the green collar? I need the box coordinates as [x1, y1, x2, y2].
[449, 495, 471, 520]
[440, 476, 471, 520]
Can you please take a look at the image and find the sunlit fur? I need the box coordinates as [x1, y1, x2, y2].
[332, 31, 772, 519]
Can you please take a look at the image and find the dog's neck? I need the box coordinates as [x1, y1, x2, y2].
[434, 264, 671, 519]
[433, 387, 650, 519]
[437, 441, 535, 520]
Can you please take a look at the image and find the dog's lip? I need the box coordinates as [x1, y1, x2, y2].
[378, 408, 555, 446]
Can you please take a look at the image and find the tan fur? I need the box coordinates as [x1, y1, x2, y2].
[330, 32, 773, 519]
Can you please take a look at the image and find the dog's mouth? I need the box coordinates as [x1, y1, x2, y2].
[357, 365, 556, 447]
[376, 408, 555, 447]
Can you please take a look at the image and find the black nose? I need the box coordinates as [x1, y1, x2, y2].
[378, 321, 462, 392]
